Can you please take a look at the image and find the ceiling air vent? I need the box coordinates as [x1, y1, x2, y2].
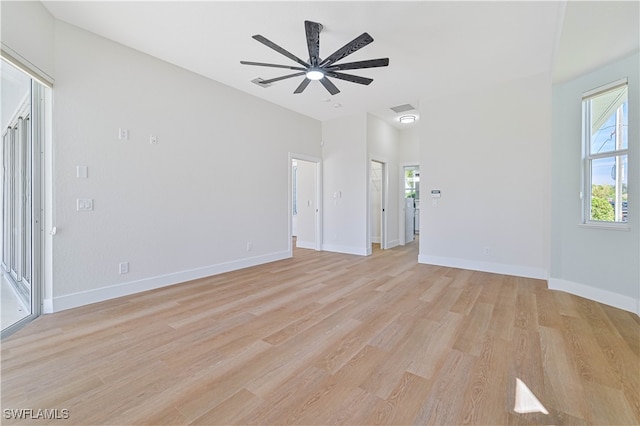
[390, 104, 415, 113]
[251, 77, 272, 88]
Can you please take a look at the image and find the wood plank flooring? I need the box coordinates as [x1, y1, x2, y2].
[1, 241, 639, 425]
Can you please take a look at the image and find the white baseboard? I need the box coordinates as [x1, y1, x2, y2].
[386, 239, 399, 249]
[322, 243, 368, 256]
[548, 278, 639, 315]
[43, 298, 53, 314]
[50, 250, 291, 313]
[418, 254, 548, 280]
[296, 240, 316, 250]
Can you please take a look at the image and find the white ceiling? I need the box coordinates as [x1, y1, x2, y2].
[41, 1, 639, 129]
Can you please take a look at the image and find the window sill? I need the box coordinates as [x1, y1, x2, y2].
[578, 222, 630, 231]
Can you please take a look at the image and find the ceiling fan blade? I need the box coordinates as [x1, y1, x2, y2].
[320, 77, 340, 95]
[326, 72, 373, 85]
[325, 58, 389, 71]
[305, 21, 321, 67]
[252, 35, 310, 67]
[319, 32, 374, 67]
[294, 78, 312, 94]
[259, 72, 306, 85]
[240, 61, 307, 71]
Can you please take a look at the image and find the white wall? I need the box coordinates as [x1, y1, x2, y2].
[419, 73, 551, 280]
[0, 0, 55, 83]
[50, 21, 321, 310]
[367, 114, 400, 249]
[398, 126, 420, 164]
[322, 114, 368, 255]
[551, 52, 639, 314]
[295, 159, 316, 249]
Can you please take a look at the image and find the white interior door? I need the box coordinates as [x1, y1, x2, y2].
[405, 197, 415, 242]
[293, 159, 317, 250]
[370, 160, 387, 250]
[290, 154, 322, 253]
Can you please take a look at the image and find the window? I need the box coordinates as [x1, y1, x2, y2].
[404, 167, 420, 199]
[582, 79, 628, 225]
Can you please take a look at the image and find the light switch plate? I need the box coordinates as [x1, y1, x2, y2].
[77, 198, 93, 211]
[77, 165, 88, 178]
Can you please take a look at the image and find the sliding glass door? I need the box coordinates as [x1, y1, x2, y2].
[1, 59, 43, 337]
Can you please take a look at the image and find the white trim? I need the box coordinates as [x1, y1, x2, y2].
[322, 243, 368, 256]
[295, 240, 316, 250]
[49, 250, 290, 312]
[549, 278, 639, 315]
[587, 148, 628, 161]
[387, 239, 399, 249]
[43, 298, 53, 314]
[582, 77, 628, 100]
[0, 47, 54, 88]
[578, 222, 630, 231]
[418, 254, 548, 280]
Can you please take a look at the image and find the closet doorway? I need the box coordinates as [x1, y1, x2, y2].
[402, 165, 420, 244]
[290, 154, 322, 253]
[370, 159, 387, 252]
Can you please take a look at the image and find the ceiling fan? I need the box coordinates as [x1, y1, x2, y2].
[240, 20, 389, 95]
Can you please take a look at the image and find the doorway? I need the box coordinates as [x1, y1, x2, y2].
[289, 154, 321, 254]
[370, 159, 387, 252]
[1, 59, 46, 338]
[402, 165, 420, 244]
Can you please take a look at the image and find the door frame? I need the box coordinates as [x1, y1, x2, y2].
[368, 157, 388, 253]
[288, 153, 322, 254]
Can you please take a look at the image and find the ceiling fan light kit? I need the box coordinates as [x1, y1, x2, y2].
[241, 20, 389, 95]
[399, 115, 416, 124]
[306, 69, 325, 80]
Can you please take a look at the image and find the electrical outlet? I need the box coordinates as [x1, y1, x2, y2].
[118, 128, 129, 140]
[483, 246, 490, 255]
[246, 242, 253, 252]
[119, 262, 129, 274]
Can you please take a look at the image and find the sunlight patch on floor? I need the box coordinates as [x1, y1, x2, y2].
[514, 378, 549, 415]
[1, 275, 28, 330]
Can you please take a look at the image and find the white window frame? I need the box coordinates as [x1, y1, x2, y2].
[581, 78, 629, 230]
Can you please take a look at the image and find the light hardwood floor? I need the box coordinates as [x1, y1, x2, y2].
[1, 242, 639, 425]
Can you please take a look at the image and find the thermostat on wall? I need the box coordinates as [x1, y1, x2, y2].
[431, 190, 441, 198]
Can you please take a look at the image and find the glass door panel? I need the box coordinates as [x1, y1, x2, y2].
[1, 60, 33, 333]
